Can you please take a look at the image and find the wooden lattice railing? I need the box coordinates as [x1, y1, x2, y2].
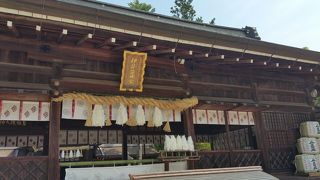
[0, 156, 48, 180]
[197, 150, 262, 169]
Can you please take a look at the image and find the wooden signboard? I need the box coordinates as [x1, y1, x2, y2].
[120, 51, 147, 92]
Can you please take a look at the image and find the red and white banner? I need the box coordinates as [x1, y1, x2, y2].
[1, 100, 20, 120]
[21, 101, 39, 121]
[0, 100, 50, 121]
[192, 109, 254, 125]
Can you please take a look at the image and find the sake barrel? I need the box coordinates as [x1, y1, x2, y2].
[317, 138, 320, 151]
[314, 154, 320, 170]
[300, 121, 320, 138]
[295, 154, 318, 173]
[297, 137, 320, 154]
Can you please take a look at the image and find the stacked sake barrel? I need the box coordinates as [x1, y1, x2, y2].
[295, 121, 320, 174]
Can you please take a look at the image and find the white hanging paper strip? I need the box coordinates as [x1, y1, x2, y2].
[128, 105, 137, 121]
[192, 109, 196, 124]
[174, 110, 182, 122]
[21, 101, 39, 121]
[103, 104, 110, 121]
[167, 110, 182, 122]
[111, 104, 119, 121]
[1, 100, 20, 121]
[40, 102, 50, 121]
[73, 99, 89, 120]
[238, 112, 249, 125]
[167, 110, 174, 122]
[62, 99, 73, 119]
[135, 105, 146, 126]
[144, 106, 153, 123]
[248, 112, 255, 125]
[91, 104, 105, 127]
[116, 103, 128, 125]
[228, 111, 239, 125]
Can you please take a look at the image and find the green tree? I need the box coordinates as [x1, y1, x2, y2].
[302, 47, 310, 50]
[171, 0, 196, 21]
[170, 0, 215, 24]
[195, 16, 203, 23]
[128, 0, 155, 12]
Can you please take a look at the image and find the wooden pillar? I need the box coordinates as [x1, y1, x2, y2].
[122, 129, 128, 160]
[223, 110, 233, 167]
[183, 108, 196, 169]
[48, 102, 61, 180]
[253, 111, 269, 171]
[183, 108, 195, 141]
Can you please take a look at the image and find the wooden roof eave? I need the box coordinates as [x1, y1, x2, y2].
[0, 0, 319, 64]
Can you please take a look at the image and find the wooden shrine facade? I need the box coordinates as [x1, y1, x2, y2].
[0, 0, 319, 179]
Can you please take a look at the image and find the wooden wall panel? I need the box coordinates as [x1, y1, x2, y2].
[260, 111, 311, 172]
[0, 157, 48, 180]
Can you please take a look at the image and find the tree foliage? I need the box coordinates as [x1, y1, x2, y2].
[128, 0, 155, 12]
[195, 17, 203, 23]
[171, 0, 196, 21]
[170, 0, 215, 24]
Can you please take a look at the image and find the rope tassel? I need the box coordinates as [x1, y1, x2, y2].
[163, 110, 171, 132]
[105, 117, 112, 126]
[126, 105, 137, 127]
[85, 103, 93, 127]
[147, 107, 154, 128]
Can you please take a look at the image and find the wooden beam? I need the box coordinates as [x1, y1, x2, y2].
[252, 61, 267, 66]
[60, 77, 186, 98]
[112, 41, 137, 51]
[63, 68, 120, 80]
[76, 33, 93, 46]
[63, 68, 184, 87]
[28, 52, 86, 65]
[176, 50, 193, 59]
[189, 80, 252, 90]
[61, 77, 184, 91]
[0, 81, 50, 90]
[239, 59, 254, 64]
[219, 58, 254, 65]
[0, 35, 186, 71]
[95, 37, 116, 48]
[0, 62, 53, 74]
[149, 48, 175, 55]
[35, 25, 41, 40]
[7, 21, 19, 37]
[0, 93, 49, 101]
[135, 45, 157, 52]
[196, 96, 256, 104]
[0, 34, 119, 62]
[57, 29, 67, 43]
[207, 55, 225, 61]
[194, 54, 224, 61]
[193, 53, 209, 59]
[179, 50, 193, 56]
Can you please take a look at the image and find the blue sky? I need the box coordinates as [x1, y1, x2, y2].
[102, 0, 320, 51]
